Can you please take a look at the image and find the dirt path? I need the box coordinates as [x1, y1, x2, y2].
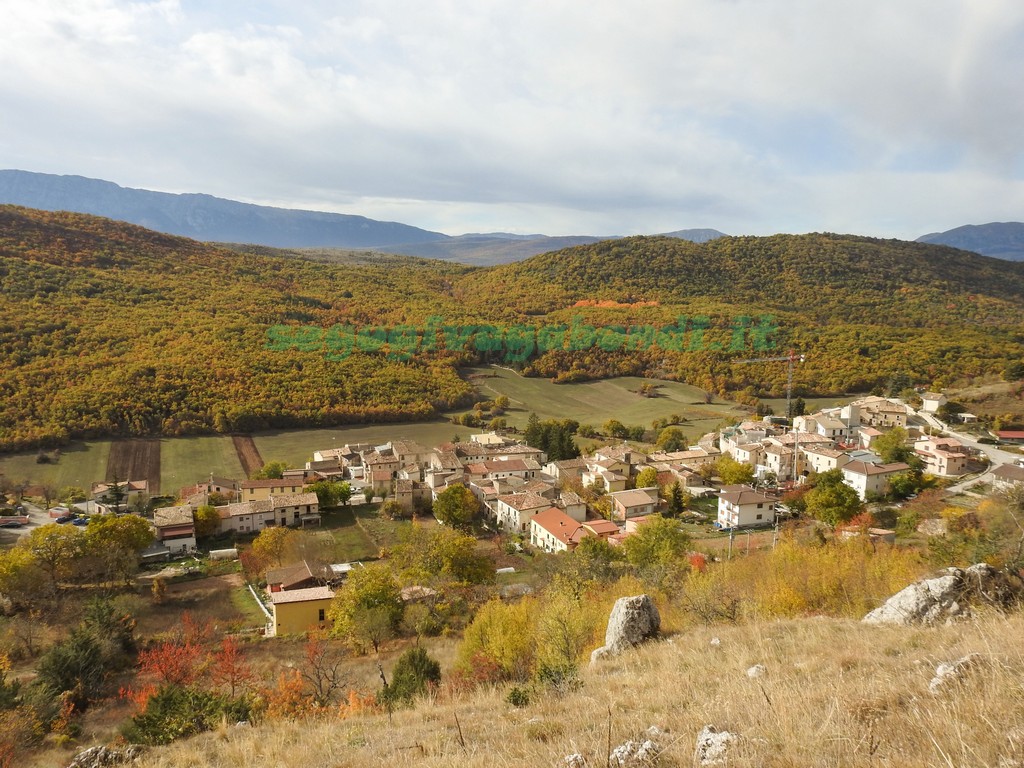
[232, 435, 263, 478]
[106, 439, 161, 494]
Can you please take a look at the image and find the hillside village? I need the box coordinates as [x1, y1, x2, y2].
[15, 392, 1016, 639]
[4, 385, 1024, 766]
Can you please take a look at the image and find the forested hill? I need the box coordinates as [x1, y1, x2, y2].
[0, 206, 475, 450]
[458, 233, 1024, 319]
[1, 207, 1023, 450]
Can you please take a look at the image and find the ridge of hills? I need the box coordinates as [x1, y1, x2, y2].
[1, 205, 1022, 450]
[917, 221, 1024, 262]
[0, 170, 725, 265]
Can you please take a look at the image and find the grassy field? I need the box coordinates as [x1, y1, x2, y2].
[0, 440, 110, 492]
[1, 368, 863, 491]
[252, 422, 480, 469]
[160, 435, 245, 495]
[467, 366, 751, 440]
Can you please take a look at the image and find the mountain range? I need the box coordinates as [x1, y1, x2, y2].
[917, 222, 1024, 261]
[0, 170, 726, 265]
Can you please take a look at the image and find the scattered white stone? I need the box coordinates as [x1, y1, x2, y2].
[695, 725, 739, 766]
[709, 636, 721, 647]
[235, 720, 250, 728]
[747, 664, 766, 678]
[929, 653, 982, 694]
[563, 754, 587, 768]
[646, 725, 667, 739]
[609, 738, 661, 767]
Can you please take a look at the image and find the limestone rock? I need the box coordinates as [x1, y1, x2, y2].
[929, 653, 982, 694]
[65, 745, 146, 768]
[863, 563, 1021, 626]
[695, 725, 739, 765]
[563, 754, 587, 768]
[746, 664, 766, 678]
[590, 595, 660, 662]
[609, 738, 661, 766]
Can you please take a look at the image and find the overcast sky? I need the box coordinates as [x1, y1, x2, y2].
[1, 0, 1022, 238]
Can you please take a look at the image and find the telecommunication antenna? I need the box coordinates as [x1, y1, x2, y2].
[737, 349, 806, 485]
[736, 349, 805, 421]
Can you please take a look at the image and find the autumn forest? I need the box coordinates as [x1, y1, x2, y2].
[1, 205, 1023, 452]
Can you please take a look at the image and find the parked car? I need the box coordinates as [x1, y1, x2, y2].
[55, 514, 74, 524]
[0, 520, 24, 528]
[72, 517, 90, 526]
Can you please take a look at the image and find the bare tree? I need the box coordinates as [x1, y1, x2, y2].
[300, 632, 349, 707]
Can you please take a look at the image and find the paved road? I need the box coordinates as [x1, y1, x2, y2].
[15, 499, 54, 536]
[911, 411, 1020, 493]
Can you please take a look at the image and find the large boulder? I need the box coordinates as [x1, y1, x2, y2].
[590, 594, 660, 663]
[863, 563, 1021, 626]
[65, 745, 146, 768]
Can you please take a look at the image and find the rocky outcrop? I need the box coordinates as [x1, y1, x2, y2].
[863, 564, 1021, 626]
[590, 595, 660, 663]
[65, 745, 145, 768]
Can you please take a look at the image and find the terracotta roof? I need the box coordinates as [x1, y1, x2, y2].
[496, 492, 551, 511]
[266, 561, 315, 589]
[842, 461, 911, 476]
[217, 499, 273, 518]
[993, 464, 1024, 483]
[531, 508, 587, 546]
[270, 492, 319, 508]
[153, 505, 194, 528]
[583, 519, 620, 535]
[241, 479, 301, 489]
[609, 488, 657, 507]
[719, 487, 773, 506]
[269, 586, 334, 605]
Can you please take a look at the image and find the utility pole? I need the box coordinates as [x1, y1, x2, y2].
[737, 349, 806, 486]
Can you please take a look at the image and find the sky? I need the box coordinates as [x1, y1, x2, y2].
[1, 0, 1023, 239]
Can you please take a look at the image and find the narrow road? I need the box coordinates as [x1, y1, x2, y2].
[911, 411, 1020, 493]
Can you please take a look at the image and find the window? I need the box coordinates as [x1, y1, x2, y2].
[318, 609, 325, 622]
[756, 514, 762, 520]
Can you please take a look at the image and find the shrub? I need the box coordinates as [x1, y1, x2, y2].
[379, 647, 441, 708]
[123, 684, 253, 745]
[457, 599, 536, 683]
[505, 686, 530, 708]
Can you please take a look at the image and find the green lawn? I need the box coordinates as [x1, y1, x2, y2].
[0, 440, 110, 493]
[317, 507, 383, 562]
[160, 435, 245, 494]
[229, 585, 271, 628]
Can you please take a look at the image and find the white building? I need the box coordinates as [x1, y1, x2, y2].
[717, 487, 776, 529]
[530, 508, 587, 553]
[840, 461, 911, 500]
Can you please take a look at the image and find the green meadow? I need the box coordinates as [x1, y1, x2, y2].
[1, 367, 853, 493]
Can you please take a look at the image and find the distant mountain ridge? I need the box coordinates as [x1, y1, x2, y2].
[0, 169, 447, 249]
[917, 222, 1024, 261]
[0, 170, 726, 264]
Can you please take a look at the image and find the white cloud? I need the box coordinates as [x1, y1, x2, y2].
[0, 0, 1022, 236]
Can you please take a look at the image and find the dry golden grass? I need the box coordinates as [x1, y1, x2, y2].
[130, 609, 1024, 768]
